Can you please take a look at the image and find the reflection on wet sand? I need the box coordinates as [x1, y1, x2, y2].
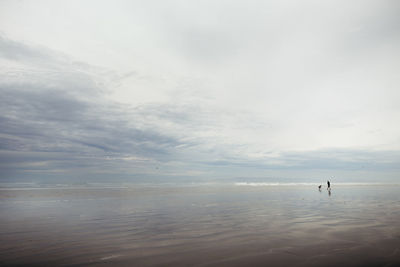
[1, 185, 400, 266]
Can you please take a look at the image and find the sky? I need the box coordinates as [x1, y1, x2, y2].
[0, 0, 400, 183]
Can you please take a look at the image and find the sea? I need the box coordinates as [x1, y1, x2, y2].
[1, 181, 400, 266]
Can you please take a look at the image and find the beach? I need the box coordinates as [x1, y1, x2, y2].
[1, 183, 400, 266]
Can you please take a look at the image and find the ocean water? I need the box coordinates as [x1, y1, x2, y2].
[1, 183, 400, 266]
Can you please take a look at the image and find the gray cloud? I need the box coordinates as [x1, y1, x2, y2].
[0, 0, 400, 183]
[1, 53, 400, 182]
[0, 37, 197, 181]
[0, 35, 64, 64]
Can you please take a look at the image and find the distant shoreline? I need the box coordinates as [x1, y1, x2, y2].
[1, 181, 400, 190]
[234, 182, 400, 187]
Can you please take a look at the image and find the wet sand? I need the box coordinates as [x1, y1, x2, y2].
[1, 184, 400, 266]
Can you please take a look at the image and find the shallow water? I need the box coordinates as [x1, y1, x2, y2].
[1, 184, 400, 266]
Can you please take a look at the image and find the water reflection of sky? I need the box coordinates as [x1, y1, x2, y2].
[1, 185, 400, 265]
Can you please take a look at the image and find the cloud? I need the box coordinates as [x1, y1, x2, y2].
[0, 37, 195, 180]
[0, 0, 400, 183]
[0, 35, 66, 64]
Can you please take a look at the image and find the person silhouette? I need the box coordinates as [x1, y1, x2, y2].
[327, 180, 330, 189]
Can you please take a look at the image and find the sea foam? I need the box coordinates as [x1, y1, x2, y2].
[234, 182, 398, 186]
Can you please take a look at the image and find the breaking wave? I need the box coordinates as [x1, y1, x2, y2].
[234, 182, 398, 186]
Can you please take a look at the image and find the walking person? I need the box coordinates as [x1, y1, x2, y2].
[327, 180, 330, 189]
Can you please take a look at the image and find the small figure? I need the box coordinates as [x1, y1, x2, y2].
[318, 185, 322, 191]
[327, 180, 331, 189]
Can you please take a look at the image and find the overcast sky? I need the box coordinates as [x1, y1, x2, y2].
[1, 0, 399, 183]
